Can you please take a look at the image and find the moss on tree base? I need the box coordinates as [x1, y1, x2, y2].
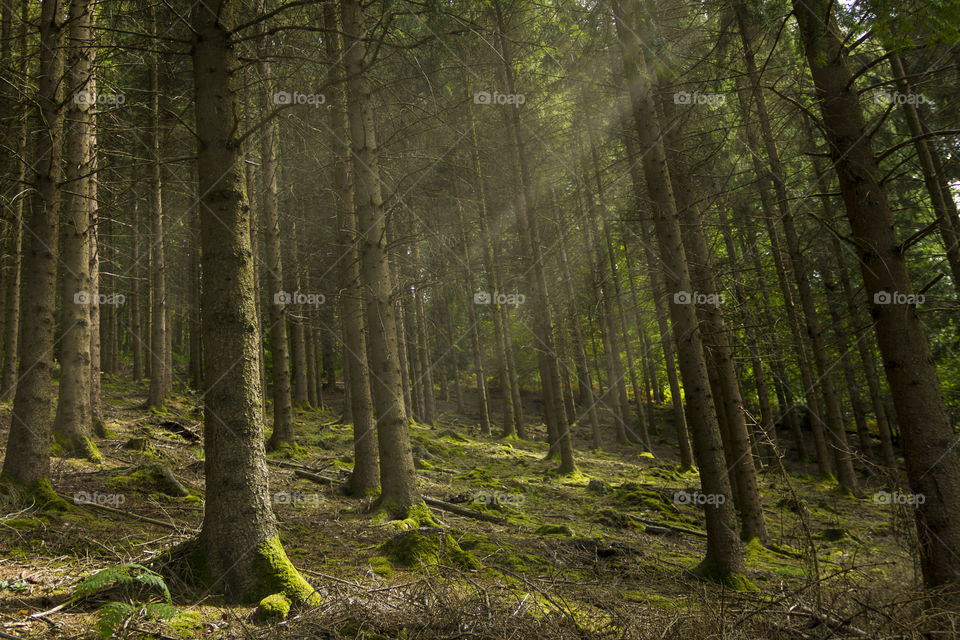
[248, 536, 322, 606]
[0, 476, 70, 512]
[53, 433, 102, 462]
[692, 556, 757, 591]
[255, 592, 291, 621]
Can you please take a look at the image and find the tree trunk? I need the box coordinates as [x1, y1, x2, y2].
[323, 1, 378, 496]
[0, 0, 25, 402]
[256, 11, 295, 450]
[146, 4, 168, 410]
[341, 0, 420, 514]
[3, 0, 66, 490]
[793, 0, 960, 587]
[493, 2, 571, 469]
[190, 0, 317, 605]
[619, 119, 694, 468]
[615, 0, 744, 579]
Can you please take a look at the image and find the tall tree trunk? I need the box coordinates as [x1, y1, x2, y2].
[793, 0, 960, 587]
[190, 0, 318, 605]
[256, 8, 295, 450]
[619, 121, 694, 468]
[0, 0, 26, 402]
[493, 2, 572, 470]
[288, 224, 310, 409]
[323, 1, 378, 496]
[555, 205, 601, 449]
[3, 0, 67, 491]
[341, 0, 420, 514]
[469, 108, 518, 437]
[888, 51, 960, 297]
[717, 207, 777, 463]
[52, 0, 98, 460]
[733, 65, 830, 476]
[615, 0, 744, 579]
[88, 113, 103, 436]
[657, 94, 766, 542]
[146, 4, 169, 410]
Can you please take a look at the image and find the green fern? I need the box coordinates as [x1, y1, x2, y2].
[74, 564, 178, 639]
[72, 563, 171, 604]
[96, 601, 133, 639]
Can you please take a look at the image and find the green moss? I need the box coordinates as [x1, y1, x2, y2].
[444, 534, 481, 570]
[535, 523, 573, 536]
[638, 451, 655, 459]
[4, 517, 44, 530]
[622, 591, 686, 609]
[692, 556, 758, 591]
[438, 429, 469, 442]
[108, 465, 187, 497]
[268, 442, 308, 459]
[378, 528, 479, 570]
[255, 593, 291, 621]
[165, 611, 202, 638]
[248, 536, 322, 606]
[369, 556, 394, 577]
[379, 529, 441, 567]
[592, 508, 644, 530]
[379, 501, 439, 530]
[30, 478, 70, 512]
[53, 433, 102, 462]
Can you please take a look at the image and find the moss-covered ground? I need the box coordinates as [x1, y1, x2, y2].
[0, 375, 951, 638]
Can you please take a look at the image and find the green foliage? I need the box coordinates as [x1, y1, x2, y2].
[72, 563, 171, 604]
[73, 564, 176, 639]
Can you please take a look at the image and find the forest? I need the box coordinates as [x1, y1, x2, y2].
[0, 0, 959, 637]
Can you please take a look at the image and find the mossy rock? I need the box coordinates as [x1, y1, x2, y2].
[255, 593, 291, 621]
[586, 479, 611, 495]
[592, 508, 643, 530]
[535, 523, 573, 536]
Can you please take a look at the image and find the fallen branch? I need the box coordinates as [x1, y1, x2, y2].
[293, 469, 336, 486]
[422, 496, 509, 525]
[634, 517, 707, 538]
[0, 631, 31, 640]
[56, 493, 189, 532]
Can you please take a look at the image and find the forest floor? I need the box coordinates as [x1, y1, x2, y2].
[0, 375, 955, 639]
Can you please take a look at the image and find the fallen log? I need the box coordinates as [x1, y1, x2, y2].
[422, 496, 509, 525]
